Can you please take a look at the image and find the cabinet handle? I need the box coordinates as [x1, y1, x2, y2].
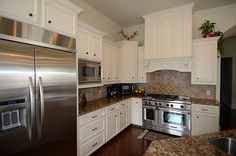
[122, 104, 125, 106]
[170, 126, 177, 129]
[201, 109, 208, 111]
[103, 77, 105, 80]
[86, 52, 89, 54]
[120, 113, 122, 115]
[92, 142, 97, 147]
[29, 13, 33, 17]
[48, 20, 52, 24]
[92, 127, 97, 131]
[110, 108, 115, 111]
[92, 115, 97, 119]
[94, 54, 96, 56]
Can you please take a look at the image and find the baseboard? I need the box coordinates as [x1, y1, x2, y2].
[130, 124, 143, 129]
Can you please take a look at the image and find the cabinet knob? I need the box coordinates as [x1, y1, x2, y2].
[48, 20, 52, 24]
[108, 77, 110, 79]
[132, 77, 134, 79]
[86, 52, 89, 54]
[115, 115, 117, 117]
[94, 54, 96, 56]
[103, 77, 105, 79]
[197, 116, 199, 118]
[29, 13, 33, 17]
[120, 113, 122, 115]
[196, 77, 199, 80]
[116, 77, 118, 79]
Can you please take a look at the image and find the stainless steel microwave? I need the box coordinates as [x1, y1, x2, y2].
[78, 60, 101, 84]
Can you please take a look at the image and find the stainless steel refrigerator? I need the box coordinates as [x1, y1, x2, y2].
[0, 17, 77, 155]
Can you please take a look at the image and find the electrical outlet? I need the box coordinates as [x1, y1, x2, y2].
[206, 90, 211, 96]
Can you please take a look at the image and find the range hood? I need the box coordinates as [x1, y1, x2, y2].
[145, 57, 191, 72]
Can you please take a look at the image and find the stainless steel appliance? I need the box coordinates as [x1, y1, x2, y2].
[0, 17, 76, 156]
[78, 59, 101, 84]
[121, 84, 134, 95]
[143, 94, 191, 136]
[107, 85, 119, 98]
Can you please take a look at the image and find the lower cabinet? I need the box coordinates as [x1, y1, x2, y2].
[191, 104, 220, 135]
[106, 112, 118, 141]
[130, 98, 143, 126]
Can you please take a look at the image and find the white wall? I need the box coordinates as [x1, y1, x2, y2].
[124, 3, 236, 43]
[193, 3, 236, 38]
[70, 0, 122, 41]
[223, 37, 236, 109]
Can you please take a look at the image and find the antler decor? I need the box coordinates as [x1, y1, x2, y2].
[118, 29, 138, 40]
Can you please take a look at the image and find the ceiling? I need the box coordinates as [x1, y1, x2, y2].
[82, 0, 236, 27]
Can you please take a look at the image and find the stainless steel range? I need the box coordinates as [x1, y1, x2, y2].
[142, 94, 191, 136]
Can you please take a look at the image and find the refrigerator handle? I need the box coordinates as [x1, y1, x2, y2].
[28, 77, 34, 142]
[38, 76, 45, 138]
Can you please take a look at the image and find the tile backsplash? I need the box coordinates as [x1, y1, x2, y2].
[79, 86, 107, 102]
[138, 70, 216, 99]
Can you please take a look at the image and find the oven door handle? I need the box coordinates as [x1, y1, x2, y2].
[143, 105, 157, 109]
[158, 107, 191, 114]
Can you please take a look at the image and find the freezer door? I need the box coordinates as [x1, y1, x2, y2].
[0, 40, 37, 156]
[35, 47, 77, 156]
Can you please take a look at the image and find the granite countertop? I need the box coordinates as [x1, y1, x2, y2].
[79, 95, 144, 115]
[144, 129, 236, 156]
[192, 98, 220, 106]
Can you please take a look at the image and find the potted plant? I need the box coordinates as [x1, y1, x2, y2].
[198, 20, 216, 38]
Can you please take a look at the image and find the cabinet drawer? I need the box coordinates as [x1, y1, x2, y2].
[81, 131, 105, 156]
[192, 104, 219, 114]
[80, 109, 105, 126]
[80, 119, 105, 143]
[106, 104, 117, 114]
[117, 100, 127, 109]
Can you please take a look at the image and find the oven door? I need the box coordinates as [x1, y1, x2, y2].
[142, 105, 158, 129]
[78, 60, 101, 84]
[158, 108, 191, 136]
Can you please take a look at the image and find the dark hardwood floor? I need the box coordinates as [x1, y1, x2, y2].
[92, 126, 151, 156]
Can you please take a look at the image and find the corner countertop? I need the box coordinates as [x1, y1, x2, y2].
[79, 95, 144, 115]
[144, 129, 236, 156]
[192, 98, 220, 106]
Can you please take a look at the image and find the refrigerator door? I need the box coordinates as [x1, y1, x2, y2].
[35, 47, 76, 156]
[0, 40, 37, 155]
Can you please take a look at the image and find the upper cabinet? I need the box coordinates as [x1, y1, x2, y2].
[0, 0, 39, 25]
[119, 41, 138, 83]
[102, 40, 120, 84]
[77, 22, 105, 61]
[41, 0, 81, 36]
[143, 3, 193, 60]
[137, 46, 147, 83]
[0, 0, 82, 36]
[191, 37, 219, 85]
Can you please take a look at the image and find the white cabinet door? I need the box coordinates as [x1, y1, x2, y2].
[119, 107, 128, 131]
[138, 46, 147, 83]
[106, 112, 118, 141]
[0, 0, 38, 24]
[192, 113, 218, 135]
[119, 41, 138, 83]
[78, 28, 91, 58]
[91, 33, 102, 60]
[43, 0, 77, 36]
[191, 38, 218, 85]
[130, 98, 142, 126]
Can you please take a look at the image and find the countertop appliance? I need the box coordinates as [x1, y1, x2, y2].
[107, 85, 119, 98]
[78, 59, 101, 84]
[0, 17, 76, 156]
[121, 84, 134, 95]
[142, 94, 191, 136]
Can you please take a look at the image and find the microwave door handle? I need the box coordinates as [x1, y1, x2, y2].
[38, 77, 45, 139]
[28, 77, 35, 142]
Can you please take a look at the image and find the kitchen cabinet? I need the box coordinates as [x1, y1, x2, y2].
[106, 112, 118, 141]
[78, 22, 105, 61]
[42, 0, 80, 36]
[102, 41, 120, 84]
[143, 3, 193, 60]
[119, 41, 138, 83]
[130, 98, 142, 126]
[191, 104, 220, 135]
[0, 0, 82, 36]
[118, 106, 128, 131]
[191, 37, 219, 85]
[0, 0, 38, 25]
[137, 46, 147, 83]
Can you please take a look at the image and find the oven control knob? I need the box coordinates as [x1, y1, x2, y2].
[155, 103, 158, 105]
[170, 104, 174, 107]
[159, 103, 162, 106]
[145, 101, 148, 104]
[180, 105, 184, 108]
[166, 104, 169, 107]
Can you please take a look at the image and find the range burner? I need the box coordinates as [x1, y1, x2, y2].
[144, 94, 191, 104]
